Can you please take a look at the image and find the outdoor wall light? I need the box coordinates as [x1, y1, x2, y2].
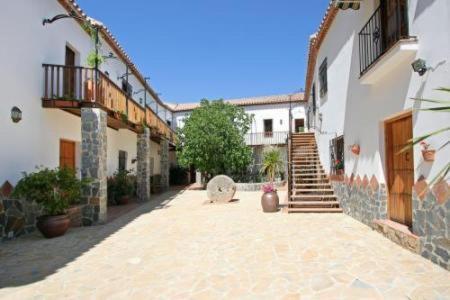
[411, 58, 428, 76]
[11, 106, 22, 123]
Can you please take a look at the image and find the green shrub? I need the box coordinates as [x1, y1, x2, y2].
[12, 167, 90, 216]
[107, 169, 135, 204]
[170, 165, 189, 185]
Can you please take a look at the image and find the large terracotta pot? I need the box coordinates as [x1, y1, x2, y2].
[351, 144, 360, 155]
[117, 195, 131, 205]
[422, 149, 435, 162]
[36, 215, 70, 238]
[261, 192, 279, 212]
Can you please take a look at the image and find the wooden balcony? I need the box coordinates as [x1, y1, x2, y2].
[42, 64, 176, 144]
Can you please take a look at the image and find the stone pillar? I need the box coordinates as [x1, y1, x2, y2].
[196, 171, 203, 185]
[81, 108, 107, 225]
[160, 139, 170, 191]
[137, 128, 151, 202]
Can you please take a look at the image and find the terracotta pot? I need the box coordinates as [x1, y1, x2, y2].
[36, 215, 70, 239]
[351, 144, 360, 155]
[117, 195, 130, 205]
[261, 191, 279, 212]
[336, 169, 344, 175]
[422, 149, 435, 162]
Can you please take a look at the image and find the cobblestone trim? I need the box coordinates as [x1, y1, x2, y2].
[137, 128, 151, 202]
[0, 198, 42, 241]
[81, 108, 108, 225]
[160, 139, 170, 191]
[413, 185, 450, 271]
[332, 175, 387, 227]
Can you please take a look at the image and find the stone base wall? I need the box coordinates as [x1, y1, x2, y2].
[332, 174, 450, 271]
[236, 180, 285, 192]
[0, 197, 42, 241]
[412, 179, 450, 270]
[331, 175, 387, 227]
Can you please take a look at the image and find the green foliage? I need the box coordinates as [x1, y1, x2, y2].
[403, 87, 450, 184]
[169, 165, 189, 185]
[120, 112, 129, 123]
[12, 167, 90, 216]
[82, 21, 104, 68]
[176, 99, 252, 179]
[260, 147, 284, 183]
[107, 169, 135, 204]
[86, 52, 104, 68]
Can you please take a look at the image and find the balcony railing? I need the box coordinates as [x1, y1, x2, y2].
[245, 131, 289, 146]
[359, 0, 409, 75]
[42, 64, 175, 143]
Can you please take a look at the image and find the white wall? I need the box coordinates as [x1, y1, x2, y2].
[309, 0, 450, 183]
[173, 102, 308, 135]
[0, 0, 163, 184]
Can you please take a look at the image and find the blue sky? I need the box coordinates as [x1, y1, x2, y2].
[76, 0, 330, 103]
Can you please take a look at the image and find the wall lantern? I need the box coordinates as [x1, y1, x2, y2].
[11, 106, 22, 123]
[411, 58, 428, 76]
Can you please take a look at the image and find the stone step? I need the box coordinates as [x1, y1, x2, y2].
[288, 201, 340, 206]
[291, 194, 337, 200]
[287, 207, 343, 213]
[293, 188, 334, 193]
[294, 183, 332, 187]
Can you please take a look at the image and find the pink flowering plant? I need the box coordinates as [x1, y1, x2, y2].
[262, 183, 276, 193]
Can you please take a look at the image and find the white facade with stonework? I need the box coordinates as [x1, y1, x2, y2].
[0, 0, 173, 184]
[305, 0, 450, 270]
[172, 94, 308, 146]
[307, 0, 450, 182]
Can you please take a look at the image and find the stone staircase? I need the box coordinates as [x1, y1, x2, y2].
[287, 132, 342, 213]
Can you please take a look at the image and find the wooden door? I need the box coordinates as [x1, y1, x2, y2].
[385, 111, 413, 226]
[295, 119, 305, 133]
[60, 140, 76, 170]
[64, 46, 76, 98]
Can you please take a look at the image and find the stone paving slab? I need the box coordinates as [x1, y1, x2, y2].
[0, 190, 449, 299]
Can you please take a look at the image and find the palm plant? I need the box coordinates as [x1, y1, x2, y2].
[402, 87, 450, 184]
[260, 147, 284, 183]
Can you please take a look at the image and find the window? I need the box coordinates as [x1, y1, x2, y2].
[319, 58, 327, 97]
[311, 83, 317, 113]
[118, 150, 127, 171]
[121, 80, 133, 97]
[263, 119, 273, 137]
[330, 135, 344, 174]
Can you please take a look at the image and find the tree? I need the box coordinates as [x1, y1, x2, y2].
[260, 146, 284, 183]
[176, 99, 252, 180]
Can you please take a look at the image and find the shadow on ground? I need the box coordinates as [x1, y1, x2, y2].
[0, 188, 185, 288]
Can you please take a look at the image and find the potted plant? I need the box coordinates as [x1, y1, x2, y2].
[261, 183, 279, 212]
[351, 144, 360, 155]
[111, 169, 134, 205]
[335, 159, 344, 175]
[12, 167, 89, 238]
[260, 147, 283, 212]
[420, 141, 436, 162]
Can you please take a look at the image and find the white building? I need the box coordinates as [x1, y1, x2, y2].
[0, 0, 176, 227]
[172, 93, 307, 146]
[305, 0, 450, 269]
[0, 0, 176, 185]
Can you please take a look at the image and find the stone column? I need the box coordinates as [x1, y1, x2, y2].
[81, 108, 107, 225]
[196, 171, 203, 185]
[160, 139, 170, 191]
[137, 128, 151, 202]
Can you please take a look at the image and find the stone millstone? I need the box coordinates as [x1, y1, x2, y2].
[207, 175, 236, 203]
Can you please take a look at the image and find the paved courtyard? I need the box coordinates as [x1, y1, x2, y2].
[0, 189, 449, 299]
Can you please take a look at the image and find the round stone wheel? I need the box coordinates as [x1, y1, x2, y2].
[207, 175, 237, 203]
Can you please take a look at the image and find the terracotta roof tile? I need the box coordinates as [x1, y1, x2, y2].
[170, 93, 305, 112]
